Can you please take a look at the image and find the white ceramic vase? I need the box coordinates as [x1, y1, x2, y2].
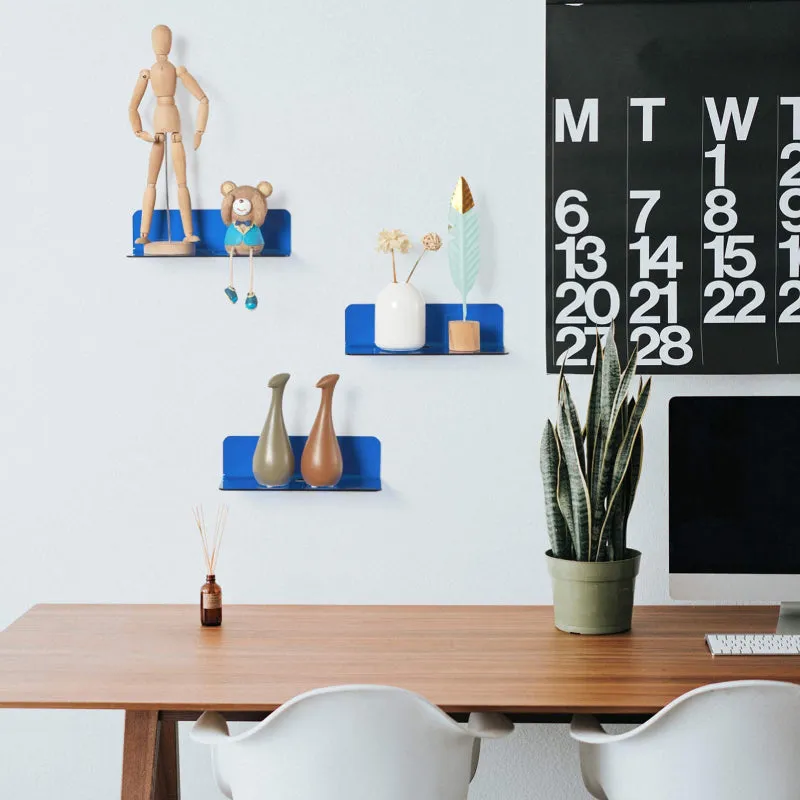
[374, 282, 426, 351]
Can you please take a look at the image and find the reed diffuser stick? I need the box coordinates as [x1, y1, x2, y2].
[210, 504, 228, 573]
[192, 504, 228, 574]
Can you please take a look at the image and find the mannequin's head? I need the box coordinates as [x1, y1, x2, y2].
[151, 25, 172, 57]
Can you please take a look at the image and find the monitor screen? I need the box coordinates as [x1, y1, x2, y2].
[670, 396, 800, 576]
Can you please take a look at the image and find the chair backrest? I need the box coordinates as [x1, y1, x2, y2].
[581, 680, 800, 800]
[208, 685, 479, 800]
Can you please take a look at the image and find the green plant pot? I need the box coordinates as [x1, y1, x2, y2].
[545, 549, 641, 635]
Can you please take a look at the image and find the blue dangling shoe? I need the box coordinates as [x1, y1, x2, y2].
[245, 292, 258, 310]
[224, 286, 238, 304]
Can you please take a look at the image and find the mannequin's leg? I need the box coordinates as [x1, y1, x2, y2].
[136, 136, 164, 244]
[171, 134, 199, 242]
[245, 248, 258, 310]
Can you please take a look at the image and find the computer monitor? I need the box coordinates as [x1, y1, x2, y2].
[669, 396, 800, 633]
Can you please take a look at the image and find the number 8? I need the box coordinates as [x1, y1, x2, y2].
[660, 325, 693, 366]
[704, 189, 737, 234]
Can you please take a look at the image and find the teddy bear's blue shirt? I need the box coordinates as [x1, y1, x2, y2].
[224, 222, 265, 249]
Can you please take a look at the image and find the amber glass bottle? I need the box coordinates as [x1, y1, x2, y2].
[201, 575, 222, 626]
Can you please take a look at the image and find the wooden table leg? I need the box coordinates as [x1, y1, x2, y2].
[121, 711, 180, 800]
[121, 711, 159, 800]
[155, 719, 180, 800]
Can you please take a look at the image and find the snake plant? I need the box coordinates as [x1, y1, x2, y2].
[540, 327, 651, 562]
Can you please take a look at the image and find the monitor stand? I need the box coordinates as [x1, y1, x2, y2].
[777, 602, 800, 634]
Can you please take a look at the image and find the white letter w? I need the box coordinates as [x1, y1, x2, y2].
[705, 97, 759, 141]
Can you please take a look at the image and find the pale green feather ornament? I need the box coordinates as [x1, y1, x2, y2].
[448, 177, 480, 320]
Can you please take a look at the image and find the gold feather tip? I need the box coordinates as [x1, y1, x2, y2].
[450, 176, 475, 214]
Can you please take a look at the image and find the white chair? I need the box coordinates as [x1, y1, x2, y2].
[190, 684, 513, 800]
[570, 680, 800, 800]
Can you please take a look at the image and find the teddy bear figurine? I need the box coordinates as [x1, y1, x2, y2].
[220, 180, 274, 310]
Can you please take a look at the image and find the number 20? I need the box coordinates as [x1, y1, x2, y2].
[555, 281, 620, 325]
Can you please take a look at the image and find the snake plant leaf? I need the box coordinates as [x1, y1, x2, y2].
[558, 401, 592, 560]
[592, 346, 638, 539]
[599, 380, 651, 549]
[595, 378, 652, 560]
[560, 380, 586, 476]
[589, 415, 606, 534]
[600, 323, 620, 422]
[585, 330, 603, 471]
[622, 395, 639, 509]
[448, 177, 480, 320]
[556, 362, 564, 399]
[611, 347, 638, 425]
[601, 348, 638, 484]
[556, 438, 576, 561]
[625, 429, 644, 524]
[620, 396, 630, 439]
[607, 499, 627, 562]
[588, 363, 607, 553]
[556, 430, 576, 554]
[540, 420, 570, 558]
[592, 413, 622, 543]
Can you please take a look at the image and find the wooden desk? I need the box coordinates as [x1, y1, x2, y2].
[0, 604, 796, 799]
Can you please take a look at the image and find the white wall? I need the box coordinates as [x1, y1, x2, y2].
[0, 0, 794, 797]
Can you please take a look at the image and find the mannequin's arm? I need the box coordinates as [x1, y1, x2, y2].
[177, 66, 209, 150]
[129, 69, 155, 142]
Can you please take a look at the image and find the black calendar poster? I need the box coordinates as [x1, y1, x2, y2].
[546, 0, 800, 373]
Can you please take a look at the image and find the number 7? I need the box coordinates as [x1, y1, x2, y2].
[630, 190, 661, 234]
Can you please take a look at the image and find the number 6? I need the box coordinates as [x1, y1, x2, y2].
[555, 190, 589, 235]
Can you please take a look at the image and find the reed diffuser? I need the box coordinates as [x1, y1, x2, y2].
[192, 504, 228, 627]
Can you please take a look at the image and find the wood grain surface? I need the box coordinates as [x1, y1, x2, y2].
[120, 711, 158, 800]
[0, 604, 795, 716]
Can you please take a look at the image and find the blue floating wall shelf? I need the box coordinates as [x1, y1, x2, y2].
[345, 303, 506, 355]
[130, 209, 291, 257]
[221, 435, 381, 491]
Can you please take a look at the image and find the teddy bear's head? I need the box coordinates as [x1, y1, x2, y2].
[220, 181, 273, 227]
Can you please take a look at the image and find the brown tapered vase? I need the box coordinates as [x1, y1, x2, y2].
[301, 374, 343, 488]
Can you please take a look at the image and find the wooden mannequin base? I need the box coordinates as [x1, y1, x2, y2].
[448, 320, 481, 353]
[144, 240, 196, 256]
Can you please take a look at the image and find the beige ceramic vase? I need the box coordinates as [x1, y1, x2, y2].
[252, 373, 294, 487]
[301, 374, 343, 488]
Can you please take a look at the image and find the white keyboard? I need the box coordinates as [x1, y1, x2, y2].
[706, 633, 800, 656]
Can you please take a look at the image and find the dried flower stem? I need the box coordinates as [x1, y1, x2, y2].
[391, 250, 397, 283]
[405, 251, 426, 284]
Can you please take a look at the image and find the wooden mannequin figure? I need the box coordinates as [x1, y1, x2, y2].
[129, 24, 209, 255]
